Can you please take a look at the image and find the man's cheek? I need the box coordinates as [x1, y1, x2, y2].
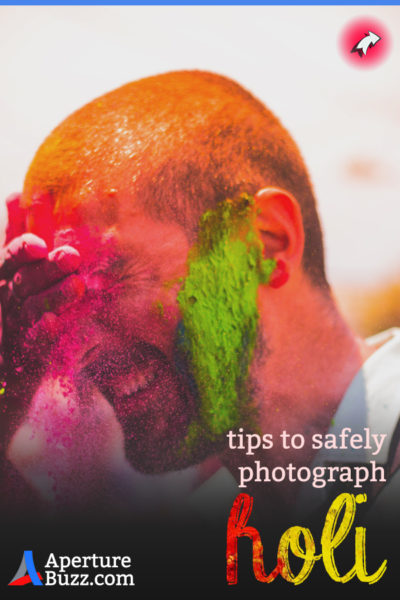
[176, 195, 276, 450]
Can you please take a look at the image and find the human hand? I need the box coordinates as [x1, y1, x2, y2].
[0, 193, 84, 369]
[0, 194, 85, 457]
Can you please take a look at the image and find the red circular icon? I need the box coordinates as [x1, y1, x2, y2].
[339, 17, 390, 68]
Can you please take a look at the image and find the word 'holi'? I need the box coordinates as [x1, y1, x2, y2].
[226, 492, 387, 585]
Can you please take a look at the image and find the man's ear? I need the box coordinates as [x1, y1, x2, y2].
[254, 188, 305, 274]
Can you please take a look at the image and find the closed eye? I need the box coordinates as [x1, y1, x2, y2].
[78, 343, 101, 368]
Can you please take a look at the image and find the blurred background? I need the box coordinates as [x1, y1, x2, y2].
[0, 5, 399, 337]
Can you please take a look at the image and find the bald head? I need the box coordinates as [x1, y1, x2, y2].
[23, 70, 327, 286]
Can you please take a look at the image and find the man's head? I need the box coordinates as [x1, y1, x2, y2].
[17, 70, 329, 478]
[23, 70, 326, 287]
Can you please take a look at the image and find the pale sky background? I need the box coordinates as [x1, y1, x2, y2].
[0, 5, 399, 287]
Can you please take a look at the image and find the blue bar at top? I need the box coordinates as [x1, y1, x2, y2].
[1, 1, 400, 5]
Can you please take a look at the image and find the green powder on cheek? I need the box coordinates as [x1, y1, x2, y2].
[177, 194, 276, 448]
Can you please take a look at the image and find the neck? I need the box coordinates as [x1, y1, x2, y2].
[222, 274, 370, 506]
[257, 283, 364, 440]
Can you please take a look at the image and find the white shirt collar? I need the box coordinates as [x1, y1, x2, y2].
[297, 328, 400, 514]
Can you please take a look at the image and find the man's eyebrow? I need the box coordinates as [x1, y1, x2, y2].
[88, 252, 124, 275]
[83, 253, 126, 294]
[84, 252, 159, 298]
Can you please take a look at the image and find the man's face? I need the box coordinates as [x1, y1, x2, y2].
[11, 191, 270, 494]
[13, 211, 204, 477]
